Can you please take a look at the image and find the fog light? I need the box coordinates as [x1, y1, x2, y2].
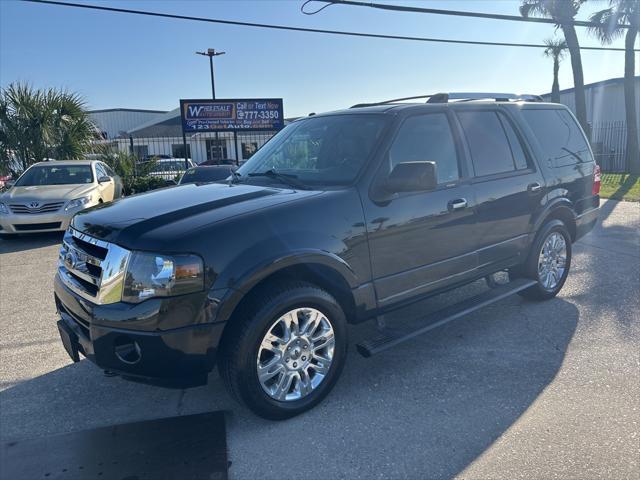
[114, 337, 142, 364]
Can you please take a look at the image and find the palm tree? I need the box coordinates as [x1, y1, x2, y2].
[521, 0, 589, 137]
[589, 0, 639, 174]
[543, 38, 568, 103]
[0, 83, 95, 173]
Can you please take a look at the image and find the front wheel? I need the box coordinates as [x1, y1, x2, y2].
[512, 220, 572, 301]
[218, 281, 347, 420]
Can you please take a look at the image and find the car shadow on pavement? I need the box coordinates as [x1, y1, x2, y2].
[0, 295, 579, 480]
[0, 232, 63, 254]
[225, 296, 579, 479]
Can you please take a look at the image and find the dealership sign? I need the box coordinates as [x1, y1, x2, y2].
[179, 98, 284, 132]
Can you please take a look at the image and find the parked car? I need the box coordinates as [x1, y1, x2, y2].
[53, 94, 599, 419]
[0, 175, 13, 191]
[142, 154, 173, 162]
[179, 165, 237, 185]
[0, 160, 123, 235]
[198, 158, 237, 166]
[141, 158, 195, 181]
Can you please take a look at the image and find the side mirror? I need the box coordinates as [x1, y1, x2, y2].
[384, 161, 437, 194]
[98, 175, 112, 183]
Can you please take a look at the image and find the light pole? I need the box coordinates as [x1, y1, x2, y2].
[195, 48, 225, 100]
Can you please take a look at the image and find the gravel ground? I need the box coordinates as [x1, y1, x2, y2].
[1, 199, 638, 479]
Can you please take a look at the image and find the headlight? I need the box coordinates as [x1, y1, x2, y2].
[122, 252, 204, 303]
[0, 203, 8, 215]
[65, 196, 92, 211]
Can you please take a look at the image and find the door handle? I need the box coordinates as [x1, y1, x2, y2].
[528, 182, 542, 193]
[448, 198, 468, 210]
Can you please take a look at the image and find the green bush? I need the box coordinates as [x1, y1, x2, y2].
[124, 176, 169, 196]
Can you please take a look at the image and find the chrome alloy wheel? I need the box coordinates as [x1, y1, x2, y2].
[257, 308, 335, 402]
[537, 232, 567, 290]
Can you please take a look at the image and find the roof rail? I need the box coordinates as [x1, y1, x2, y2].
[350, 92, 542, 108]
[350, 94, 436, 108]
[429, 92, 544, 103]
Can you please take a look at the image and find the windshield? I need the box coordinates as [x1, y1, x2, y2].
[236, 114, 388, 185]
[15, 164, 94, 186]
[151, 160, 192, 172]
[180, 167, 234, 184]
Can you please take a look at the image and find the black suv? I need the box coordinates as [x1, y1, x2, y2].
[54, 93, 600, 419]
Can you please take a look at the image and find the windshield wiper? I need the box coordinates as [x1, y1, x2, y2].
[228, 169, 243, 185]
[247, 169, 309, 190]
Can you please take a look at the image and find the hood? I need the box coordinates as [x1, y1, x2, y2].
[1, 184, 95, 203]
[71, 182, 321, 248]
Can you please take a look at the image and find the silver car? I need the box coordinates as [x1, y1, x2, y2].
[0, 160, 123, 235]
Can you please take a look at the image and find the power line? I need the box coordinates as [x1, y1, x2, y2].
[22, 0, 633, 52]
[302, 0, 632, 29]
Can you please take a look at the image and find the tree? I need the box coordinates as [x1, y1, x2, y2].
[521, 0, 589, 137]
[543, 37, 568, 103]
[0, 83, 96, 173]
[589, 0, 639, 174]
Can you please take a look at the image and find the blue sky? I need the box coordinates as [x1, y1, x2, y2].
[0, 0, 634, 118]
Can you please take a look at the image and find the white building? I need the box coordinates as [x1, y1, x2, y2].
[90, 107, 289, 165]
[88, 108, 168, 140]
[542, 76, 640, 171]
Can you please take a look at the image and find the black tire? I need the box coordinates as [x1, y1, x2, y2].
[512, 220, 572, 301]
[218, 281, 348, 420]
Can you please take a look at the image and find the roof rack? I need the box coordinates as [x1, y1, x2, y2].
[350, 92, 543, 108]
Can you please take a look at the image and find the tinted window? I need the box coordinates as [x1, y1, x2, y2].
[500, 116, 529, 170]
[458, 111, 522, 176]
[179, 167, 234, 184]
[388, 113, 459, 184]
[522, 109, 593, 166]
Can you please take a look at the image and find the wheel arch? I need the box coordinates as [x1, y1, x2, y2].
[532, 198, 577, 242]
[213, 252, 360, 329]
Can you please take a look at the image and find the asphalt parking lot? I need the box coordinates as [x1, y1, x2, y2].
[1, 199, 638, 479]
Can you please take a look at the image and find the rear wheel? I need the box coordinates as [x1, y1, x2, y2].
[512, 220, 572, 300]
[218, 281, 347, 420]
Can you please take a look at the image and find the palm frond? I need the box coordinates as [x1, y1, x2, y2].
[0, 82, 94, 168]
[589, 7, 625, 43]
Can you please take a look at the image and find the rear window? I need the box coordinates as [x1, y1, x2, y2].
[180, 167, 232, 184]
[522, 109, 593, 166]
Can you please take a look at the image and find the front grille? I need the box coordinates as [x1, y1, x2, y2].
[10, 201, 65, 214]
[58, 227, 130, 304]
[14, 222, 61, 231]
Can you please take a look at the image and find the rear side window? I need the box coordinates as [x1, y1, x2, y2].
[522, 109, 593, 166]
[388, 113, 459, 184]
[457, 111, 528, 177]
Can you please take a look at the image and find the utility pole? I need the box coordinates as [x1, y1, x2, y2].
[196, 48, 225, 100]
[195, 48, 226, 164]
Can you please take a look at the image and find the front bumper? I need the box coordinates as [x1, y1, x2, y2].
[54, 273, 225, 388]
[0, 211, 73, 234]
